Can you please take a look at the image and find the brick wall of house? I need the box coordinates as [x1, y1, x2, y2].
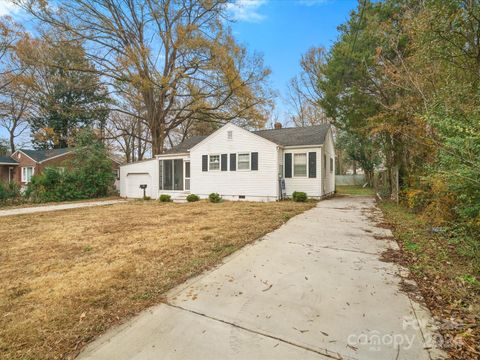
[10, 152, 37, 185]
[10, 151, 121, 188]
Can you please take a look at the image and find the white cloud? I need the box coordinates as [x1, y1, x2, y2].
[227, 0, 267, 23]
[0, 0, 20, 16]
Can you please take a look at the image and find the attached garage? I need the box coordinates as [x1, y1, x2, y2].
[119, 159, 158, 199]
[126, 173, 152, 198]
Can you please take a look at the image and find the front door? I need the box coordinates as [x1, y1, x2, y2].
[184, 161, 190, 191]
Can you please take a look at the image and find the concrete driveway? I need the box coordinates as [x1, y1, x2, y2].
[78, 196, 445, 360]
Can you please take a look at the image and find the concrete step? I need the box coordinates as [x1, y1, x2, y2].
[172, 193, 190, 203]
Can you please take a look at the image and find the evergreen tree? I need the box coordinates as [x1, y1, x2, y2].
[26, 39, 110, 149]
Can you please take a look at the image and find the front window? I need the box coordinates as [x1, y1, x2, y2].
[238, 153, 250, 170]
[21, 167, 33, 183]
[294, 153, 307, 177]
[209, 155, 220, 171]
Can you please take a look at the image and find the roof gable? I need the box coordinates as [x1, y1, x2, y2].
[17, 148, 72, 163]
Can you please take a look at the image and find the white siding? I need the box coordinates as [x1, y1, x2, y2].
[190, 123, 279, 201]
[120, 159, 158, 198]
[281, 146, 323, 198]
[322, 129, 336, 194]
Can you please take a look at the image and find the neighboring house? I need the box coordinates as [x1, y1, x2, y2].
[0, 148, 122, 189]
[120, 122, 335, 201]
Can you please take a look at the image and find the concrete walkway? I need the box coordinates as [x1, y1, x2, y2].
[78, 196, 445, 360]
[0, 199, 125, 217]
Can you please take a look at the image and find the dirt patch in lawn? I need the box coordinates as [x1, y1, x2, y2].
[0, 200, 315, 359]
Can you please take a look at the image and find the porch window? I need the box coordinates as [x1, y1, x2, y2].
[163, 160, 173, 190]
[159, 159, 184, 191]
[209, 155, 220, 171]
[173, 159, 183, 190]
[21, 166, 33, 183]
[238, 153, 250, 170]
[294, 153, 307, 177]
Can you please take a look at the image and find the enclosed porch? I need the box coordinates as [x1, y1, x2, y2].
[158, 155, 191, 201]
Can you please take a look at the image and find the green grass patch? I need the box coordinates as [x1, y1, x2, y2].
[336, 185, 375, 196]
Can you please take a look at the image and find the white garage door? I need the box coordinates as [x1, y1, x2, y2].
[126, 173, 152, 198]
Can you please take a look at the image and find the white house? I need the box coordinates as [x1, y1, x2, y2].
[119, 122, 335, 201]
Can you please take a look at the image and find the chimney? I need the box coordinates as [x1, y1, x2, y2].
[274, 122, 282, 129]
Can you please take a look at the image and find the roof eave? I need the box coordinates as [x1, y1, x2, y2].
[156, 152, 190, 157]
[283, 144, 324, 149]
[38, 150, 73, 164]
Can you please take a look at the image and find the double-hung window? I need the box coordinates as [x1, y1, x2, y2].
[293, 153, 307, 177]
[238, 153, 250, 170]
[21, 166, 33, 183]
[209, 155, 220, 171]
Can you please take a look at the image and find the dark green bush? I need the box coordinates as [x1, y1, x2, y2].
[186, 194, 200, 202]
[25, 129, 115, 203]
[0, 181, 21, 204]
[208, 193, 222, 203]
[292, 191, 307, 202]
[159, 194, 171, 202]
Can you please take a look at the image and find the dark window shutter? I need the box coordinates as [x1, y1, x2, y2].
[221, 154, 228, 171]
[284, 153, 292, 178]
[251, 152, 258, 171]
[309, 152, 316, 178]
[202, 155, 208, 172]
[230, 153, 236, 171]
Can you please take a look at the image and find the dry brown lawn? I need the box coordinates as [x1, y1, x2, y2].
[0, 200, 315, 359]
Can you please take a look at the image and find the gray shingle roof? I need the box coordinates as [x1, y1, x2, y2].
[162, 124, 331, 155]
[253, 124, 331, 146]
[0, 156, 18, 164]
[20, 148, 72, 162]
[163, 136, 207, 154]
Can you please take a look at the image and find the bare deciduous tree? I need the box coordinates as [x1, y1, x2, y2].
[106, 112, 150, 163]
[0, 17, 24, 91]
[18, 0, 274, 154]
[286, 47, 329, 127]
[0, 76, 32, 152]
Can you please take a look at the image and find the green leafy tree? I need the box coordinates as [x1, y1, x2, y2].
[69, 129, 115, 198]
[336, 130, 380, 186]
[22, 38, 110, 149]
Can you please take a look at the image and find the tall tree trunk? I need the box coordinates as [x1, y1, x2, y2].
[9, 129, 15, 153]
[150, 119, 165, 155]
[136, 120, 142, 161]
